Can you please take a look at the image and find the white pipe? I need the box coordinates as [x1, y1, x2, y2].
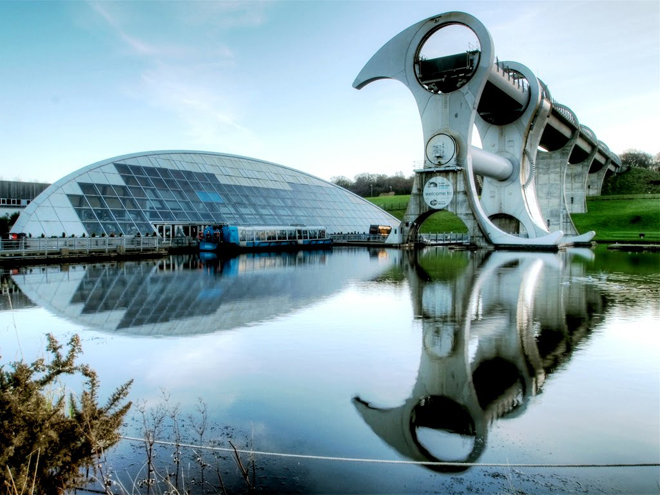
[471, 146, 514, 181]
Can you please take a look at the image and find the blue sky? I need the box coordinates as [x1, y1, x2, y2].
[1, 1, 658, 183]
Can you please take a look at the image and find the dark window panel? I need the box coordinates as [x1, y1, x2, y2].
[128, 165, 145, 176]
[111, 209, 130, 221]
[187, 211, 202, 222]
[123, 176, 140, 186]
[165, 200, 182, 210]
[78, 183, 99, 195]
[158, 167, 173, 179]
[74, 208, 96, 221]
[127, 210, 147, 222]
[112, 185, 130, 197]
[144, 188, 161, 200]
[96, 184, 116, 196]
[159, 189, 175, 200]
[114, 163, 131, 175]
[68, 195, 88, 208]
[181, 170, 196, 181]
[170, 169, 184, 179]
[86, 196, 107, 208]
[164, 178, 179, 190]
[94, 209, 115, 222]
[159, 211, 175, 221]
[104, 197, 123, 208]
[145, 167, 160, 178]
[118, 222, 139, 235]
[173, 211, 190, 221]
[82, 222, 103, 235]
[136, 176, 154, 187]
[151, 178, 167, 189]
[128, 186, 147, 198]
[101, 222, 120, 234]
[146, 210, 162, 221]
[134, 223, 155, 234]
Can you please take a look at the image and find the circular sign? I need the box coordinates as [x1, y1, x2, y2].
[423, 177, 454, 210]
[426, 133, 457, 165]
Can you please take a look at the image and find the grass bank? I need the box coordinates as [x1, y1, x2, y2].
[367, 194, 660, 242]
[572, 196, 660, 242]
[366, 195, 468, 233]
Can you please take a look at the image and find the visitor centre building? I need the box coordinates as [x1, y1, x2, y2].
[11, 151, 399, 240]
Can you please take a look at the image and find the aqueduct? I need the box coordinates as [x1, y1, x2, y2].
[354, 11, 620, 248]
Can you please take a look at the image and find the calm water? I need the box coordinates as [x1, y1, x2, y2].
[1, 246, 659, 494]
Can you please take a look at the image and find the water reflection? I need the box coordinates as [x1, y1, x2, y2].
[8, 249, 400, 336]
[354, 248, 605, 472]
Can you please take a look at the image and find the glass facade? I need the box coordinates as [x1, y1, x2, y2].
[12, 151, 399, 238]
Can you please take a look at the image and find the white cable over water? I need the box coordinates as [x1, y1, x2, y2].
[120, 436, 659, 469]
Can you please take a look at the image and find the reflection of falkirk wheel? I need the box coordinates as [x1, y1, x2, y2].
[353, 12, 620, 248]
[353, 249, 599, 471]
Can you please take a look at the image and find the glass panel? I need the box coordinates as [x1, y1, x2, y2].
[123, 175, 140, 186]
[111, 209, 129, 221]
[104, 196, 123, 208]
[127, 210, 147, 222]
[114, 163, 131, 175]
[165, 200, 182, 210]
[181, 170, 196, 181]
[68, 195, 88, 208]
[94, 209, 114, 222]
[128, 165, 145, 176]
[78, 183, 98, 195]
[172, 190, 187, 201]
[164, 178, 179, 190]
[112, 185, 130, 197]
[118, 222, 139, 235]
[145, 167, 160, 178]
[173, 211, 189, 221]
[159, 211, 175, 221]
[74, 208, 96, 221]
[136, 176, 154, 187]
[144, 188, 161, 200]
[158, 167, 173, 178]
[160, 189, 175, 200]
[151, 178, 167, 189]
[187, 211, 202, 222]
[134, 223, 155, 234]
[146, 210, 162, 221]
[83, 222, 103, 235]
[121, 198, 139, 209]
[170, 169, 184, 179]
[96, 184, 116, 196]
[101, 222, 120, 234]
[128, 186, 146, 198]
[149, 199, 165, 210]
[86, 196, 107, 208]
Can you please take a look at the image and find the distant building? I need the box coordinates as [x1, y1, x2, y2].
[11, 150, 399, 239]
[0, 180, 51, 217]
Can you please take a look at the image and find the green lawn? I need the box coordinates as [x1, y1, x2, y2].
[572, 197, 660, 242]
[367, 194, 660, 242]
[366, 195, 468, 233]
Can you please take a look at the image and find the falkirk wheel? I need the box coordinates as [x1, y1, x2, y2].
[353, 12, 621, 249]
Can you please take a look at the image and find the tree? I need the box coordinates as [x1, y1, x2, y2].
[330, 176, 353, 190]
[0, 334, 132, 494]
[620, 150, 655, 171]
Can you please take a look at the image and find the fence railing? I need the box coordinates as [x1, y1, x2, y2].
[417, 233, 471, 245]
[0, 236, 195, 259]
[330, 234, 388, 243]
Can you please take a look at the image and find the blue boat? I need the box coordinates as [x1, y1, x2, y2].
[198, 225, 332, 252]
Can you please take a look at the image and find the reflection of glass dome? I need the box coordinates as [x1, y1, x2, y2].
[11, 250, 400, 336]
[11, 151, 399, 238]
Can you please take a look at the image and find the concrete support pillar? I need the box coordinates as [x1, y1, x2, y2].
[565, 151, 596, 214]
[536, 148, 578, 236]
[587, 159, 611, 197]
